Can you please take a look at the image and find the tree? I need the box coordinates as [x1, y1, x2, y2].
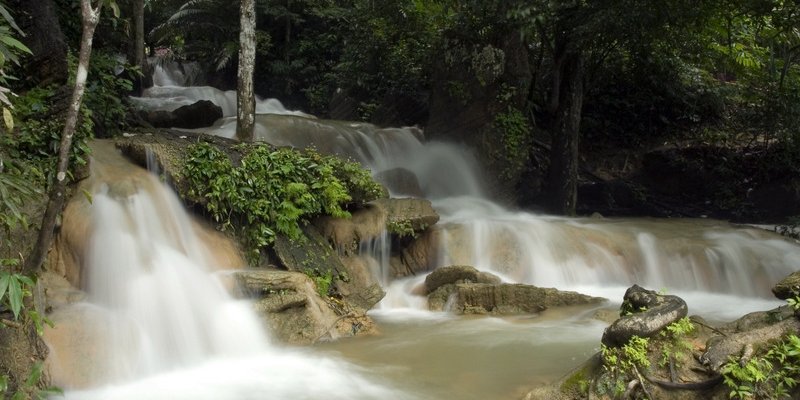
[131, 0, 146, 94]
[10, 0, 68, 86]
[236, 0, 256, 142]
[24, 0, 117, 275]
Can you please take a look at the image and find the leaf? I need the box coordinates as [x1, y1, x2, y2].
[2, 107, 12, 131]
[0, 272, 9, 304]
[8, 275, 22, 319]
[0, 5, 22, 35]
[109, 1, 121, 18]
[0, 35, 31, 55]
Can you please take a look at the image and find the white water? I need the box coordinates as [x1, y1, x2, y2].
[62, 162, 415, 399]
[108, 67, 800, 398]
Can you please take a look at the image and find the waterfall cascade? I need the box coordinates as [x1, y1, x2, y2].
[55, 68, 800, 399]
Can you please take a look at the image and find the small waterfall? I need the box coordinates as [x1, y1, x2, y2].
[55, 147, 415, 400]
[82, 177, 268, 381]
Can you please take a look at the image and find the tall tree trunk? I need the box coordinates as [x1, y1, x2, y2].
[24, 0, 103, 276]
[12, 0, 68, 86]
[545, 50, 584, 216]
[132, 0, 146, 95]
[236, 0, 256, 142]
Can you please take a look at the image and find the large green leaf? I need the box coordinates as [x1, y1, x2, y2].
[7, 274, 22, 319]
[0, 272, 9, 305]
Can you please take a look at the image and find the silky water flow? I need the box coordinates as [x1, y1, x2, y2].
[80, 70, 800, 399]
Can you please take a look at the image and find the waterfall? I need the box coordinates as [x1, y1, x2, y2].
[55, 147, 415, 400]
[132, 81, 800, 304]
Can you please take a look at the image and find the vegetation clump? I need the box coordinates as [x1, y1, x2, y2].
[183, 141, 383, 263]
[721, 334, 800, 399]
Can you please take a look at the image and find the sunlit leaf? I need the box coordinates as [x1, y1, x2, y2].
[2, 107, 12, 131]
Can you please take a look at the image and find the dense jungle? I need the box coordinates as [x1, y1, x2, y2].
[1, 1, 800, 399]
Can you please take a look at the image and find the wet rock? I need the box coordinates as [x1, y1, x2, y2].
[233, 269, 377, 344]
[141, 100, 222, 129]
[701, 317, 800, 372]
[273, 226, 385, 313]
[423, 265, 501, 294]
[373, 198, 439, 234]
[428, 282, 604, 314]
[374, 168, 424, 197]
[601, 284, 688, 347]
[772, 270, 800, 300]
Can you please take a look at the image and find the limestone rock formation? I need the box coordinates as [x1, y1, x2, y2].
[772, 270, 800, 300]
[424, 266, 604, 314]
[233, 269, 377, 345]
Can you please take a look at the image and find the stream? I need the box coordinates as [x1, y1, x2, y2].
[49, 71, 800, 399]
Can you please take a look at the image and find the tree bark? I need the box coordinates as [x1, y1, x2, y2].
[12, 0, 68, 86]
[545, 48, 584, 216]
[24, 0, 102, 276]
[131, 0, 146, 95]
[236, 0, 256, 142]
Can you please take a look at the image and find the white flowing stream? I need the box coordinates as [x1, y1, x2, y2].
[57, 68, 800, 399]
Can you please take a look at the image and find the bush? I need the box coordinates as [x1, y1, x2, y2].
[183, 142, 383, 263]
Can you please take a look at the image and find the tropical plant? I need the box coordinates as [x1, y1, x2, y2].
[183, 141, 382, 263]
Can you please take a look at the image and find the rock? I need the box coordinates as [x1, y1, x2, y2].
[171, 100, 223, 128]
[314, 203, 388, 255]
[428, 282, 604, 314]
[374, 198, 439, 234]
[233, 269, 377, 344]
[141, 100, 222, 129]
[273, 226, 385, 312]
[772, 271, 800, 300]
[374, 168, 424, 197]
[601, 285, 688, 347]
[423, 265, 501, 294]
[701, 317, 800, 372]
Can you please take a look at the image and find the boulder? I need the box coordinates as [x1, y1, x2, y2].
[171, 100, 223, 128]
[772, 270, 800, 300]
[423, 265, 501, 294]
[601, 285, 688, 347]
[141, 100, 222, 129]
[233, 269, 377, 344]
[701, 317, 800, 372]
[273, 226, 385, 312]
[373, 198, 439, 234]
[428, 282, 604, 314]
[374, 168, 424, 198]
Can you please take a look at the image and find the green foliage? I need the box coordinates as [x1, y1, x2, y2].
[304, 268, 333, 298]
[386, 219, 417, 238]
[0, 259, 34, 321]
[658, 317, 696, 368]
[0, 159, 40, 240]
[598, 336, 651, 397]
[5, 85, 92, 180]
[183, 142, 381, 263]
[721, 334, 800, 399]
[80, 52, 140, 136]
[0, 361, 63, 400]
[492, 106, 530, 180]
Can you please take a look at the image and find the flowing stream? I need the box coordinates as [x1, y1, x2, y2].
[52, 71, 800, 399]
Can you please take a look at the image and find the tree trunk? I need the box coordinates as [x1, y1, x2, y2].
[24, 0, 102, 276]
[545, 50, 584, 216]
[132, 0, 146, 95]
[236, 0, 256, 142]
[12, 0, 68, 86]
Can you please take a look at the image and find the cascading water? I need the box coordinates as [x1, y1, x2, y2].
[55, 144, 417, 400]
[119, 77, 800, 399]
